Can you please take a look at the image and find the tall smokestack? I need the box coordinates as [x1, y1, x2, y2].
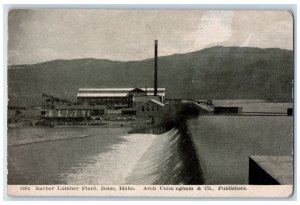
[154, 40, 158, 96]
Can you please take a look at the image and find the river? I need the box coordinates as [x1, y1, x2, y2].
[8, 102, 293, 185]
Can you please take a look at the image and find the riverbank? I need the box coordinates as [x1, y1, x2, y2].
[8, 120, 135, 129]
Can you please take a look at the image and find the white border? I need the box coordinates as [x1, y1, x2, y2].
[1, 1, 298, 204]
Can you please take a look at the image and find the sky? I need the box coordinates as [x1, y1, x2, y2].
[8, 10, 293, 65]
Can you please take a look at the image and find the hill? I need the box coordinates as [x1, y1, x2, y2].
[8, 46, 293, 107]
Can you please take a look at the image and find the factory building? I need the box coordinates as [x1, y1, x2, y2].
[41, 40, 166, 123]
[77, 88, 165, 109]
[135, 99, 166, 125]
[42, 104, 106, 121]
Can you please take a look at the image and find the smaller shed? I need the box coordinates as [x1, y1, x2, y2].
[136, 99, 165, 117]
[42, 104, 106, 121]
[136, 99, 165, 126]
[55, 104, 106, 116]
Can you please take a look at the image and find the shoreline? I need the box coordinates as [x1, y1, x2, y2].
[8, 120, 135, 129]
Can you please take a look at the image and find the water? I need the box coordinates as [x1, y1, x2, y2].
[126, 128, 203, 185]
[8, 102, 293, 185]
[8, 127, 130, 184]
[62, 132, 159, 184]
[189, 102, 293, 184]
[8, 126, 202, 185]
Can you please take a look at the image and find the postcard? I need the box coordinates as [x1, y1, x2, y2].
[7, 9, 293, 197]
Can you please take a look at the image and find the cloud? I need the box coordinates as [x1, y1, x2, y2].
[195, 11, 234, 46]
[226, 11, 293, 49]
[8, 10, 293, 65]
[241, 32, 254, 47]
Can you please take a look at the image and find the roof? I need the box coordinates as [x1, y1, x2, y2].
[77, 88, 166, 98]
[150, 99, 165, 106]
[128, 88, 145, 93]
[55, 105, 106, 110]
[137, 99, 165, 107]
[77, 93, 129, 97]
[133, 95, 160, 102]
[78, 88, 165, 92]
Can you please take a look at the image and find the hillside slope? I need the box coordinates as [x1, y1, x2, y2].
[8, 46, 293, 106]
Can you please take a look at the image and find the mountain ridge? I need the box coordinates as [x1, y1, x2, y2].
[8, 46, 292, 68]
[8, 46, 293, 106]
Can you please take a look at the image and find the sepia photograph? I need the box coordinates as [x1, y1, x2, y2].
[6, 9, 293, 197]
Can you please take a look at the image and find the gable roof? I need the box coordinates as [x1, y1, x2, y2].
[129, 88, 146, 93]
[137, 98, 165, 107]
[150, 99, 165, 107]
[133, 95, 160, 102]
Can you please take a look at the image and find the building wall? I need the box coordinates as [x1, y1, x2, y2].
[136, 101, 165, 125]
[77, 97, 131, 108]
[136, 102, 163, 116]
[133, 96, 161, 107]
[42, 108, 105, 121]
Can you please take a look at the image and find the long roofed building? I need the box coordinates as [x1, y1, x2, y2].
[77, 88, 166, 109]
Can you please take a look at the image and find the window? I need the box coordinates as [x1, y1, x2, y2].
[142, 106, 144, 112]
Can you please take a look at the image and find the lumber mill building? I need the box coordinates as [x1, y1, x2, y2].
[41, 40, 167, 122]
[77, 88, 165, 109]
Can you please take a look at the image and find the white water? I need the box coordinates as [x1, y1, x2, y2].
[124, 129, 177, 184]
[62, 128, 203, 185]
[62, 133, 160, 184]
